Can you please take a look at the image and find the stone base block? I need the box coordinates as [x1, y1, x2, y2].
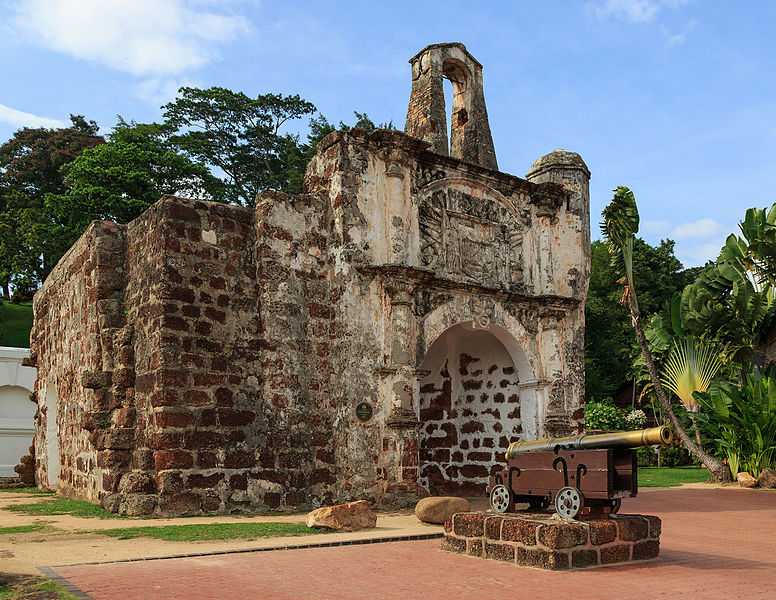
[442, 511, 661, 570]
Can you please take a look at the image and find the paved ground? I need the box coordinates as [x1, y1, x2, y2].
[48, 487, 775, 600]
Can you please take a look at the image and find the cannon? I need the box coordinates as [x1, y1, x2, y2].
[487, 426, 673, 519]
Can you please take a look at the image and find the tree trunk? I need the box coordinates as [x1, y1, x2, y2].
[1, 281, 9, 301]
[628, 295, 731, 482]
[690, 413, 703, 448]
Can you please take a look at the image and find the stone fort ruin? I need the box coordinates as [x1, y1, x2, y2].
[29, 43, 590, 515]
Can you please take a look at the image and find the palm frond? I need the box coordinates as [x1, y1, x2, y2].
[662, 337, 723, 412]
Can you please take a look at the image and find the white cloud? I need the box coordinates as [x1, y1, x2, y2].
[135, 77, 198, 108]
[670, 218, 722, 240]
[12, 0, 251, 77]
[677, 237, 726, 267]
[641, 219, 671, 235]
[591, 0, 688, 24]
[0, 103, 66, 128]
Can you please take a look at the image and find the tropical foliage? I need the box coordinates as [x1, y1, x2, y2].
[600, 186, 730, 480]
[696, 369, 776, 476]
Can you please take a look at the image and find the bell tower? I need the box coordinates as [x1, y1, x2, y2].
[405, 42, 498, 171]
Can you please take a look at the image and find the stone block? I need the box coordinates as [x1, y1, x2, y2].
[600, 544, 631, 565]
[484, 515, 503, 540]
[616, 516, 649, 541]
[537, 522, 588, 549]
[441, 536, 466, 554]
[466, 539, 483, 557]
[485, 542, 515, 562]
[518, 547, 569, 570]
[633, 540, 660, 560]
[452, 512, 485, 537]
[645, 515, 662, 539]
[589, 520, 617, 545]
[501, 518, 538, 545]
[572, 549, 599, 568]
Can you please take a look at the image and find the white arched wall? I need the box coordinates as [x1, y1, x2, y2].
[0, 347, 36, 478]
[417, 314, 537, 495]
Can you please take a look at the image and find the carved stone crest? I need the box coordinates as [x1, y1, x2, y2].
[418, 186, 524, 290]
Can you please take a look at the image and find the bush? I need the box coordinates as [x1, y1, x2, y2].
[585, 400, 626, 431]
[696, 368, 776, 477]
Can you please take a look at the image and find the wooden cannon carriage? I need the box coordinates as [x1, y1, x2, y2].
[487, 426, 673, 519]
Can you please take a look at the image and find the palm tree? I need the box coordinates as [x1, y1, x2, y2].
[601, 186, 730, 481]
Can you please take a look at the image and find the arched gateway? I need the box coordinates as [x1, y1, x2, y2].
[30, 42, 590, 515]
[419, 322, 534, 495]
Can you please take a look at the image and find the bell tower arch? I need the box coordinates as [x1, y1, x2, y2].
[405, 43, 498, 170]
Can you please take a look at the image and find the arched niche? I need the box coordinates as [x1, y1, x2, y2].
[416, 317, 538, 497]
[0, 385, 36, 477]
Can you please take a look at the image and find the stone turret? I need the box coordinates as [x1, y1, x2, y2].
[405, 43, 498, 171]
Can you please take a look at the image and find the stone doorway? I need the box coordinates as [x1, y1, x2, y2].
[418, 323, 530, 496]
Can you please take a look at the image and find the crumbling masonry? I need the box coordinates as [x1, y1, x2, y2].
[29, 43, 591, 515]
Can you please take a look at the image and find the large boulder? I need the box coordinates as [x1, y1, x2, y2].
[306, 500, 377, 531]
[415, 496, 471, 524]
[737, 472, 758, 488]
[757, 468, 776, 489]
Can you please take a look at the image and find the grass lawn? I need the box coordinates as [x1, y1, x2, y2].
[0, 574, 78, 600]
[0, 487, 54, 495]
[640, 467, 710, 487]
[0, 301, 33, 348]
[99, 521, 327, 542]
[0, 524, 49, 535]
[6, 497, 122, 519]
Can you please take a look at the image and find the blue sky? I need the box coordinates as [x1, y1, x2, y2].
[1, 0, 774, 267]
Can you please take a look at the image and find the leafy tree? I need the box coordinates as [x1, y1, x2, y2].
[0, 116, 103, 295]
[586, 238, 693, 400]
[600, 186, 730, 481]
[162, 87, 317, 205]
[43, 119, 225, 261]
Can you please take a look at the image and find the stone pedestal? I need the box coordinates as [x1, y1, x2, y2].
[441, 511, 661, 570]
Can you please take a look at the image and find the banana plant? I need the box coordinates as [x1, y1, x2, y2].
[601, 186, 730, 481]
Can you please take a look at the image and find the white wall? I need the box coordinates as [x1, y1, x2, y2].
[0, 346, 36, 477]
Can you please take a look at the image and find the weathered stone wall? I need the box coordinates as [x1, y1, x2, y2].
[32, 44, 591, 514]
[30, 221, 128, 498]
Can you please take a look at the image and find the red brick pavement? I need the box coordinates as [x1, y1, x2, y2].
[53, 488, 776, 599]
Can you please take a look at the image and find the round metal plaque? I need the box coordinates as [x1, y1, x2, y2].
[355, 402, 373, 422]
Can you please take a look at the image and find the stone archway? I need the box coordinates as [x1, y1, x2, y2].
[418, 322, 531, 496]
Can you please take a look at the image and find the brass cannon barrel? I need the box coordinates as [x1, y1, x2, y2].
[505, 426, 673, 460]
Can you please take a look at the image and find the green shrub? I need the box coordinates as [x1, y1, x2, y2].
[585, 400, 626, 431]
[696, 368, 776, 477]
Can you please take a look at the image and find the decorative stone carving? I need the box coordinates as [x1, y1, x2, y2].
[418, 186, 524, 290]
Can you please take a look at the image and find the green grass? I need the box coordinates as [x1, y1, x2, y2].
[640, 467, 710, 487]
[0, 576, 78, 600]
[99, 521, 327, 542]
[0, 487, 54, 495]
[6, 497, 122, 519]
[0, 301, 33, 348]
[0, 524, 49, 535]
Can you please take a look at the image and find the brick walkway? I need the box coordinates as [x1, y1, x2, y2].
[51, 488, 775, 599]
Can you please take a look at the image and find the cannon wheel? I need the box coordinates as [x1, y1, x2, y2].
[554, 486, 584, 519]
[490, 484, 513, 513]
